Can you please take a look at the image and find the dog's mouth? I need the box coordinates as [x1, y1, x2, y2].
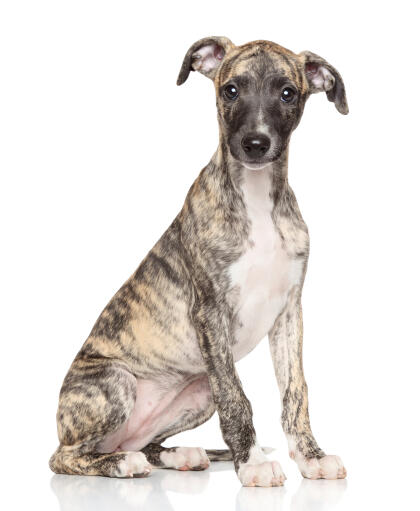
[240, 161, 273, 170]
[229, 146, 282, 170]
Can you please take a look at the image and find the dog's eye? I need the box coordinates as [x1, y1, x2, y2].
[281, 87, 296, 103]
[224, 84, 239, 100]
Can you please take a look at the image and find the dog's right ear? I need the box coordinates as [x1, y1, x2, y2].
[177, 37, 235, 85]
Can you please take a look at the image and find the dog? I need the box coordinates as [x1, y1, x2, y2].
[50, 37, 348, 487]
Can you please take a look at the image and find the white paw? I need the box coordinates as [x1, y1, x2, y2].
[160, 447, 210, 471]
[115, 452, 152, 478]
[238, 461, 286, 487]
[296, 454, 346, 480]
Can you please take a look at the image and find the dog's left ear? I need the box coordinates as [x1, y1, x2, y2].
[300, 51, 349, 115]
[177, 36, 235, 85]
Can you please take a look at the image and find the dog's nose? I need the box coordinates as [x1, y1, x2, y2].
[241, 134, 271, 159]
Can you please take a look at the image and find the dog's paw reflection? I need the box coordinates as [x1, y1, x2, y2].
[236, 486, 287, 511]
[51, 475, 154, 510]
[159, 468, 210, 493]
[51, 468, 210, 511]
[291, 478, 347, 511]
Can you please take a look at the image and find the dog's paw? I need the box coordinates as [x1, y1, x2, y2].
[160, 447, 210, 471]
[295, 454, 346, 480]
[238, 461, 286, 487]
[115, 452, 152, 478]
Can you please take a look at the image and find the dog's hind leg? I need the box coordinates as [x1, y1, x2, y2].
[142, 443, 210, 470]
[142, 409, 232, 470]
[50, 357, 152, 478]
[143, 442, 246, 468]
[49, 446, 152, 478]
[144, 387, 259, 467]
[140, 378, 218, 470]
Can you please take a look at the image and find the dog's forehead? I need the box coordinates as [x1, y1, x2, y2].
[217, 41, 303, 87]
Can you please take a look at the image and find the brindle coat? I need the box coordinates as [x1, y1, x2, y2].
[50, 37, 348, 486]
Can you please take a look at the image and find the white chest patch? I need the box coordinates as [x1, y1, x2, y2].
[228, 166, 303, 361]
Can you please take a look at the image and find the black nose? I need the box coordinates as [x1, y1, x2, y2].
[241, 134, 271, 159]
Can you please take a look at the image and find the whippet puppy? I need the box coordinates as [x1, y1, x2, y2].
[50, 37, 348, 487]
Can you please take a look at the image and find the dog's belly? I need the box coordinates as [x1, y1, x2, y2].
[98, 375, 212, 453]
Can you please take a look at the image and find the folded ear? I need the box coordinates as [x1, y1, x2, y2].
[300, 51, 349, 115]
[177, 36, 235, 86]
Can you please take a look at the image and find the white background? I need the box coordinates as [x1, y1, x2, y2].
[1, 1, 419, 509]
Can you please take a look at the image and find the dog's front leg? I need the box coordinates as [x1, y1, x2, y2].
[192, 295, 285, 487]
[269, 288, 347, 480]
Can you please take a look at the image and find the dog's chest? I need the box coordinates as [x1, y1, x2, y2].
[228, 169, 303, 361]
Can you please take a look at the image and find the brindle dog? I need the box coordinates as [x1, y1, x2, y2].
[50, 37, 348, 487]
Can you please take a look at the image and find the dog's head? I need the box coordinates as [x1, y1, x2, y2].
[178, 37, 348, 169]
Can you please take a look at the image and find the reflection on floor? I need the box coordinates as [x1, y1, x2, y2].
[237, 478, 347, 511]
[51, 461, 347, 511]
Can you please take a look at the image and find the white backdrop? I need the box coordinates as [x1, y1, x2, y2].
[1, 1, 419, 510]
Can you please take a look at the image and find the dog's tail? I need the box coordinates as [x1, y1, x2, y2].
[205, 447, 274, 462]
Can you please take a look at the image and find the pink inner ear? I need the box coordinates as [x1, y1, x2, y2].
[214, 44, 225, 61]
[305, 62, 319, 75]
